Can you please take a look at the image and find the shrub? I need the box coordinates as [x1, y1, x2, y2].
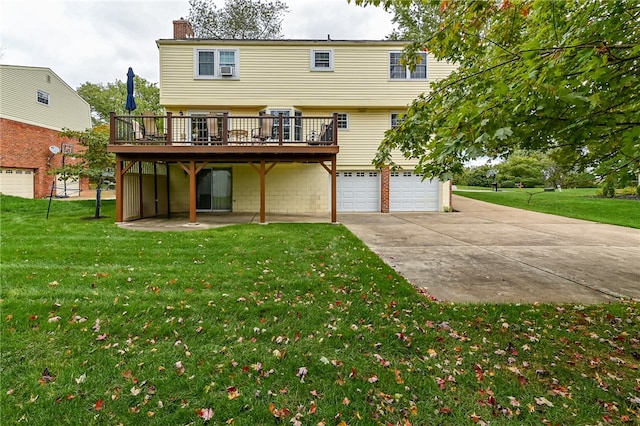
[617, 186, 639, 196]
[500, 180, 516, 188]
[563, 172, 597, 188]
[601, 181, 616, 198]
[466, 165, 495, 187]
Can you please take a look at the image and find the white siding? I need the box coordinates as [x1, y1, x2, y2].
[0, 65, 91, 131]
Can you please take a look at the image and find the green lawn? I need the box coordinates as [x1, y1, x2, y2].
[1, 195, 639, 425]
[454, 188, 640, 228]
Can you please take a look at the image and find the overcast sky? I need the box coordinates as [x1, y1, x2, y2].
[0, 0, 394, 89]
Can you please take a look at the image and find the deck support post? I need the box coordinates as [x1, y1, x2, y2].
[249, 161, 276, 224]
[259, 161, 266, 223]
[138, 161, 144, 219]
[115, 157, 123, 222]
[331, 156, 337, 223]
[189, 160, 196, 223]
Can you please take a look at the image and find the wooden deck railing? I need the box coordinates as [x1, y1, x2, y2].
[110, 112, 338, 147]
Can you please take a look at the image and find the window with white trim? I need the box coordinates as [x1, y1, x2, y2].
[189, 111, 226, 142]
[389, 52, 427, 80]
[219, 50, 236, 71]
[310, 49, 334, 71]
[195, 49, 239, 78]
[37, 90, 49, 105]
[270, 109, 292, 140]
[336, 113, 348, 129]
[390, 113, 405, 128]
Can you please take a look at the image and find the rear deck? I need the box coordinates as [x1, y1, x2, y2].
[108, 113, 339, 224]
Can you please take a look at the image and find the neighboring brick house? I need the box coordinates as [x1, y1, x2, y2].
[0, 65, 92, 198]
[108, 20, 456, 223]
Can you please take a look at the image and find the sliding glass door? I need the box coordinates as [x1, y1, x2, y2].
[196, 168, 232, 211]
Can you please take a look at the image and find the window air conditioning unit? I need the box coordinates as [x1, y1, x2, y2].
[220, 66, 234, 76]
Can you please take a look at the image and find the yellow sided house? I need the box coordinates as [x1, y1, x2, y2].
[108, 20, 456, 223]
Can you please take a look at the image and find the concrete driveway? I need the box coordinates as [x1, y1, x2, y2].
[340, 195, 640, 304]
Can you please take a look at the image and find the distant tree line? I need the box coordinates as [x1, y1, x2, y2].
[453, 151, 599, 189]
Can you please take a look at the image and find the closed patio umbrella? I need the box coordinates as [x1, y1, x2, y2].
[125, 67, 137, 114]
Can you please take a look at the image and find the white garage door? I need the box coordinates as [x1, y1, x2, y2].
[0, 168, 34, 198]
[390, 171, 440, 211]
[337, 171, 380, 212]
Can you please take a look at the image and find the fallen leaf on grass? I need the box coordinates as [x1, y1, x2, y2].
[175, 361, 185, 376]
[95, 399, 105, 410]
[535, 396, 554, 407]
[39, 368, 55, 384]
[269, 402, 290, 419]
[469, 412, 487, 425]
[198, 408, 214, 421]
[508, 396, 521, 407]
[227, 386, 240, 400]
[395, 368, 404, 384]
[297, 366, 308, 383]
[473, 364, 484, 382]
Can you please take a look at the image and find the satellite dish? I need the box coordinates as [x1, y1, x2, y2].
[49, 146, 60, 155]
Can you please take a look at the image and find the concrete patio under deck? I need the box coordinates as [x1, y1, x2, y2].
[116, 212, 333, 231]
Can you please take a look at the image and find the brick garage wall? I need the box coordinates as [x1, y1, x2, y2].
[380, 167, 390, 213]
[0, 118, 88, 198]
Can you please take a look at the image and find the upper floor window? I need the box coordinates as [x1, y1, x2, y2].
[389, 52, 427, 80]
[195, 49, 239, 78]
[311, 49, 334, 71]
[37, 90, 49, 105]
[336, 113, 348, 129]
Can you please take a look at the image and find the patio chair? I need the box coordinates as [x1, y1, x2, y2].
[251, 113, 274, 142]
[309, 122, 334, 144]
[142, 113, 165, 141]
[131, 119, 144, 141]
[206, 116, 222, 143]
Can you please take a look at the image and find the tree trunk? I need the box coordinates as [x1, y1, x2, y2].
[95, 186, 102, 218]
